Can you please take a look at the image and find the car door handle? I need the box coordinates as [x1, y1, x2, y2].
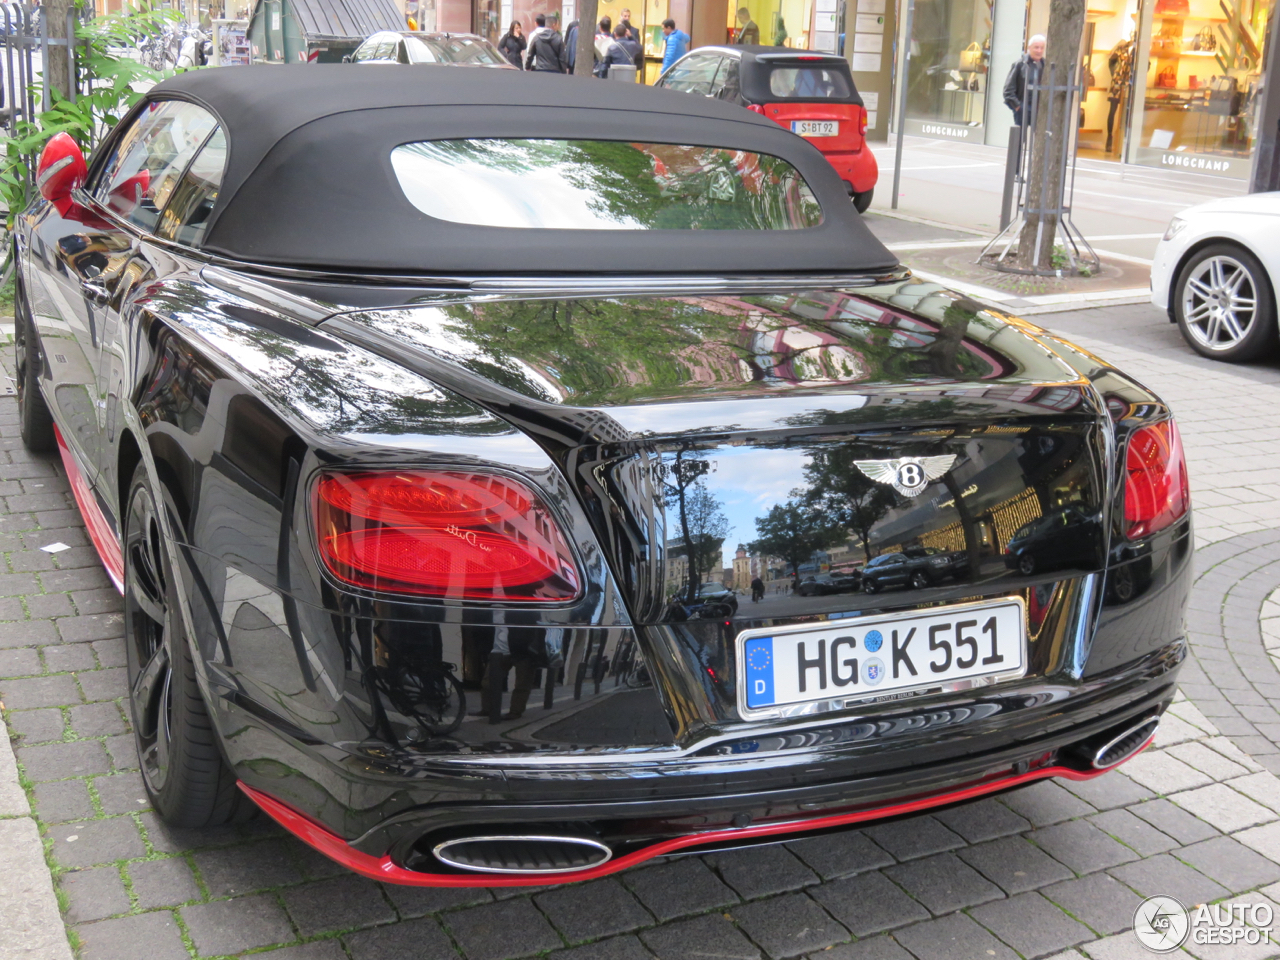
[81, 282, 111, 307]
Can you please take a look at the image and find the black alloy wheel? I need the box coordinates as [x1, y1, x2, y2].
[909, 571, 931, 589]
[853, 188, 874, 214]
[863, 578, 881, 594]
[1018, 554, 1036, 576]
[13, 276, 56, 453]
[124, 465, 250, 827]
[1174, 243, 1278, 362]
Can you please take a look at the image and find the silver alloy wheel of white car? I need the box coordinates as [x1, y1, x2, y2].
[1180, 253, 1258, 351]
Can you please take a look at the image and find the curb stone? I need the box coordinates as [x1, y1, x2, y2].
[0, 718, 74, 959]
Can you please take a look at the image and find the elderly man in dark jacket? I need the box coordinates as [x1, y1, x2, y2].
[1003, 34, 1045, 125]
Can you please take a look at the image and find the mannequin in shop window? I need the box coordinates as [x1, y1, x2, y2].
[1106, 33, 1136, 153]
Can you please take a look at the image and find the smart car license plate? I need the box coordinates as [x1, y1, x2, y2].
[737, 599, 1026, 716]
[791, 120, 839, 137]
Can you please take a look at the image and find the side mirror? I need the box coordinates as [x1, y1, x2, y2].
[342, 53, 352, 62]
[36, 132, 87, 203]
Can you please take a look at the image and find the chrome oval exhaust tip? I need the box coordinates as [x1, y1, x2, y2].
[432, 835, 612, 875]
[1091, 716, 1159, 769]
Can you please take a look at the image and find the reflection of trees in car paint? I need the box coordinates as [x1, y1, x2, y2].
[391, 139, 823, 230]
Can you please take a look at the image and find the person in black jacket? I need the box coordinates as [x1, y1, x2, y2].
[596, 24, 641, 77]
[525, 13, 568, 72]
[618, 8, 643, 64]
[498, 21, 526, 69]
[1003, 34, 1045, 125]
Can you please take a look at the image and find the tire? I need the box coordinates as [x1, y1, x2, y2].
[853, 188, 874, 214]
[123, 464, 251, 827]
[13, 276, 56, 453]
[863, 578, 881, 594]
[909, 571, 931, 589]
[1018, 554, 1036, 576]
[1173, 243, 1278, 362]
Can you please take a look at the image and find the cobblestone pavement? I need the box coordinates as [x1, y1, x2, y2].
[2, 300, 1280, 960]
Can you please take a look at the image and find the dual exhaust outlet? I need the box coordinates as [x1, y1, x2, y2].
[430, 714, 1160, 875]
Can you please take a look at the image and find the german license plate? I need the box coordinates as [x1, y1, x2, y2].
[791, 120, 839, 137]
[737, 599, 1026, 716]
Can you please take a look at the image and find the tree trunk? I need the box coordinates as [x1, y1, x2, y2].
[44, 0, 75, 103]
[1013, 0, 1085, 271]
[575, 0, 598, 76]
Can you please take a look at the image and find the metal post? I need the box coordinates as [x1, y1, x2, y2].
[999, 125, 1021, 231]
[889, 0, 914, 210]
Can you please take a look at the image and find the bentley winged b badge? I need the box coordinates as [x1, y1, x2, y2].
[854, 455, 957, 497]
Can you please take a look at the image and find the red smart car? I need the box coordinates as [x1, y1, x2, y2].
[656, 46, 878, 212]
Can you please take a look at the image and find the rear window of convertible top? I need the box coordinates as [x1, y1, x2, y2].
[390, 139, 824, 230]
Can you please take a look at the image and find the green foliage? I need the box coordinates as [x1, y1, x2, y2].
[751, 498, 842, 576]
[0, 7, 179, 227]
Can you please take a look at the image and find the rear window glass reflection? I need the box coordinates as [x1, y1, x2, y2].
[390, 139, 823, 230]
[768, 67, 851, 99]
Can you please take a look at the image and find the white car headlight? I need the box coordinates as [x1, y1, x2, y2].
[1162, 217, 1188, 242]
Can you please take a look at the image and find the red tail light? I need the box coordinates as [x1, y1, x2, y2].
[747, 103, 766, 114]
[860, 107, 868, 137]
[1123, 420, 1189, 539]
[314, 470, 581, 602]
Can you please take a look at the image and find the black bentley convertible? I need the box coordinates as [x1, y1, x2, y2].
[14, 67, 1190, 885]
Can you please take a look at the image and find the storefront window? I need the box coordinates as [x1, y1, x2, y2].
[1131, 0, 1268, 177]
[905, 0, 991, 130]
[727, 0, 813, 47]
[474, 0, 500, 42]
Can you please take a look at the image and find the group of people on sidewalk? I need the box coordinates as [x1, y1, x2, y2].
[497, 10, 689, 79]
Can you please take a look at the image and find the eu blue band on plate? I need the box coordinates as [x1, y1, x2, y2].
[744, 636, 775, 708]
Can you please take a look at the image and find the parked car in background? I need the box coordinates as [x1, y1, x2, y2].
[861, 546, 969, 593]
[347, 30, 511, 67]
[654, 46, 878, 213]
[1152, 197, 1280, 362]
[798, 571, 860, 596]
[1004, 505, 1104, 577]
[16, 66, 1188, 889]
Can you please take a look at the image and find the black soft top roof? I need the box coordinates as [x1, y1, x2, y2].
[142, 65, 895, 276]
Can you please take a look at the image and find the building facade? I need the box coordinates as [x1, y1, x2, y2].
[882, 0, 1276, 181]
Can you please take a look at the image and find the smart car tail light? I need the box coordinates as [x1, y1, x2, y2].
[314, 470, 581, 602]
[1123, 420, 1189, 539]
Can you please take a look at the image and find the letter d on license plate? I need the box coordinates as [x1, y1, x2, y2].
[737, 598, 1026, 718]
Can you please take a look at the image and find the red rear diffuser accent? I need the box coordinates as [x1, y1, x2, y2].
[237, 737, 1149, 887]
[55, 426, 124, 593]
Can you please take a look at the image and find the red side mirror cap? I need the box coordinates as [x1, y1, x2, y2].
[36, 132, 87, 203]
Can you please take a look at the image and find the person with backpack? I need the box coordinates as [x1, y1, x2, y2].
[525, 13, 568, 72]
[595, 23, 640, 78]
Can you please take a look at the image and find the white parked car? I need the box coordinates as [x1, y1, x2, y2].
[1151, 194, 1280, 362]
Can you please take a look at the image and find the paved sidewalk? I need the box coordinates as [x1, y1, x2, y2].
[869, 136, 1246, 263]
[2, 300, 1280, 960]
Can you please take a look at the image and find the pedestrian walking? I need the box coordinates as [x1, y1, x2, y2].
[525, 12, 569, 73]
[735, 7, 759, 45]
[750, 576, 765, 602]
[1002, 34, 1045, 126]
[596, 23, 640, 78]
[660, 18, 689, 73]
[499, 20, 526, 69]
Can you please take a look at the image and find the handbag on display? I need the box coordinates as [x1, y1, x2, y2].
[960, 41, 983, 71]
[1156, 66, 1178, 88]
[1207, 74, 1241, 115]
[1154, 0, 1190, 15]
[1191, 26, 1216, 51]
